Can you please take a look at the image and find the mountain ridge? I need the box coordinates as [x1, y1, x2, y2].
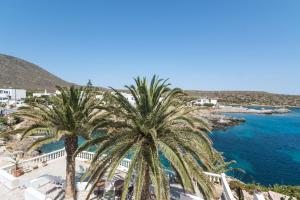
[0, 54, 73, 91]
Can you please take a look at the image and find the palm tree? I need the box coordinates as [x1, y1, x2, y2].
[78, 76, 220, 200]
[1, 86, 105, 200]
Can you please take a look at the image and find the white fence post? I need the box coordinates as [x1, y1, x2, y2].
[221, 173, 235, 200]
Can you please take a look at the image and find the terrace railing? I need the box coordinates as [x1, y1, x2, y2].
[0, 148, 235, 200]
[75, 149, 234, 200]
[221, 173, 235, 200]
[2, 148, 66, 172]
[22, 148, 66, 164]
[76, 151, 94, 161]
[76, 150, 132, 172]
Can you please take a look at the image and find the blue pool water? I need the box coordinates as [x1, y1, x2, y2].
[42, 108, 300, 186]
[211, 108, 300, 186]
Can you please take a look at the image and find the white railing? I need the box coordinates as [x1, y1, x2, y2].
[204, 172, 222, 183]
[0, 148, 235, 200]
[119, 158, 131, 169]
[22, 148, 66, 164]
[0, 148, 66, 189]
[76, 150, 132, 172]
[75, 150, 234, 200]
[76, 151, 95, 161]
[221, 173, 235, 200]
[2, 148, 66, 172]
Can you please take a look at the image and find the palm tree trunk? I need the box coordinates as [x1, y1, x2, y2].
[64, 136, 78, 200]
[142, 165, 152, 200]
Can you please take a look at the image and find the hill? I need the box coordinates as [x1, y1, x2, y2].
[0, 54, 73, 91]
[186, 90, 300, 107]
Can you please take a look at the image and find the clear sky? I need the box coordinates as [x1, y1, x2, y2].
[1, 0, 300, 94]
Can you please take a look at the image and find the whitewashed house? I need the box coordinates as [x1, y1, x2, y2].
[191, 98, 218, 106]
[54, 90, 61, 95]
[0, 94, 9, 103]
[0, 88, 26, 104]
[121, 92, 135, 105]
[32, 90, 52, 98]
[95, 94, 103, 100]
[120, 93, 163, 106]
[96, 92, 160, 106]
[33, 90, 61, 98]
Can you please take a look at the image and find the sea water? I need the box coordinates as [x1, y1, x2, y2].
[42, 108, 300, 186]
[211, 108, 300, 185]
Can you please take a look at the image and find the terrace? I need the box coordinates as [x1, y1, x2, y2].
[0, 149, 235, 200]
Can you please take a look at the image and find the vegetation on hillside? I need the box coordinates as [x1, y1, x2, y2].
[230, 180, 300, 199]
[187, 91, 300, 107]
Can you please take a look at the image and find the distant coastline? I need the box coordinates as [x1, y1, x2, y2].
[228, 103, 300, 109]
[215, 105, 290, 114]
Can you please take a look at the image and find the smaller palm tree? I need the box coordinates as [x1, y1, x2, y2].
[8, 156, 24, 177]
[213, 159, 245, 174]
[1, 86, 106, 200]
[210, 153, 246, 180]
[9, 156, 22, 170]
[77, 76, 221, 200]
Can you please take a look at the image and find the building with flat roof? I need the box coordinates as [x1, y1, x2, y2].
[0, 88, 26, 103]
[191, 98, 218, 106]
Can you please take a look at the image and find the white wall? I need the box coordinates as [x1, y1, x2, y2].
[192, 98, 218, 106]
[24, 187, 46, 200]
[0, 169, 20, 189]
[0, 94, 9, 103]
[33, 90, 52, 97]
[0, 89, 26, 100]
[121, 93, 135, 105]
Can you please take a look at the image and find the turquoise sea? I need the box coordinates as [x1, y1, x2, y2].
[211, 108, 300, 186]
[42, 108, 300, 186]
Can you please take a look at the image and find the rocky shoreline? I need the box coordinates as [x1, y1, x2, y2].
[209, 115, 246, 130]
[196, 106, 290, 130]
[192, 109, 246, 130]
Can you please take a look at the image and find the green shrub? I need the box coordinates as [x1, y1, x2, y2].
[229, 180, 300, 199]
[0, 117, 8, 125]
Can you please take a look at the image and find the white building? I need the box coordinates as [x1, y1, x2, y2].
[95, 94, 103, 100]
[0, 89, 26, 103]
[33, 90, 61, 98]
[121, 92, 135, 105]
[120, 93, 163, 106]
[54, 90, 61, 95]
[0, 94, 9, 104]
[32, 90, 52, 98]
[191, 98, 218, 106]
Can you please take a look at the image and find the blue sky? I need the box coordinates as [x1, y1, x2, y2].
[1, 0, 300, 94]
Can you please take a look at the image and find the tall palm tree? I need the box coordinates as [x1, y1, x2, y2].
[78, 76, 220, 200]
[1, 86, 105, 200]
